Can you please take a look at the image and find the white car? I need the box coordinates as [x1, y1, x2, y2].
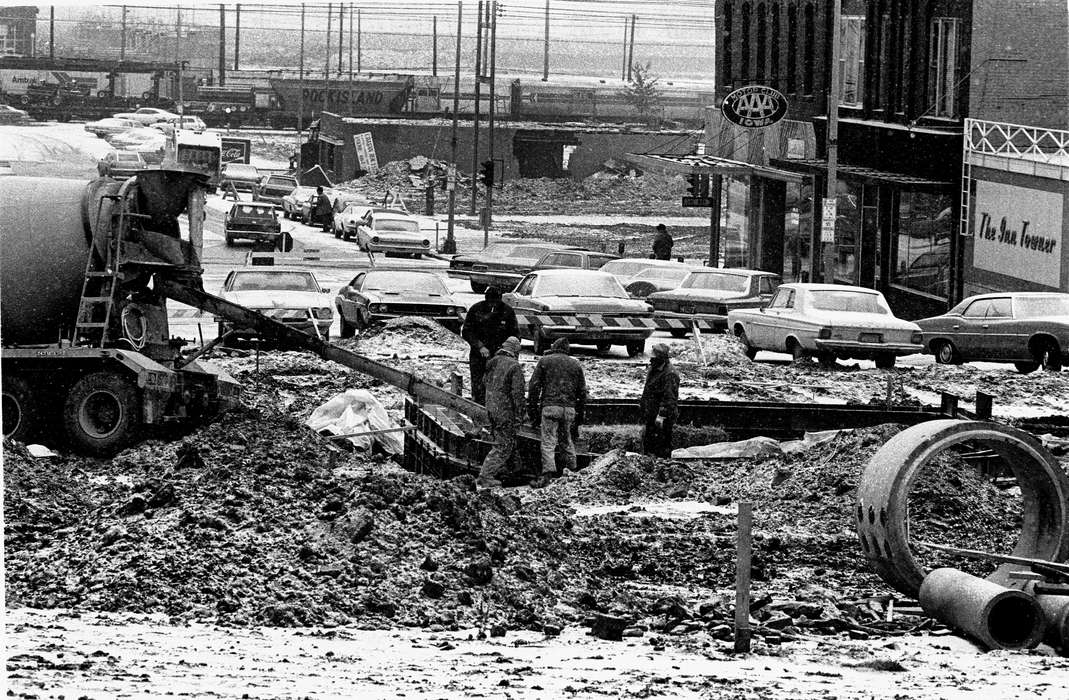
[84, 117, 138, 138]
[114, 107, 180, 126]
[726, 283, 924, 368]
[281, 186, 319, 220]
[600, 258, 698, 297]
[151, 115, 207, 136]
[217, 268, 334, 343]
[356, 210, 430, 257]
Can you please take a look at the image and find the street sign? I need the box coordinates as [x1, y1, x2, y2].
[446, 164, 456, 192]
[682, 196, 716, 207]
[722, 85, 789, 128]
[353, 132, 379, 174]
[821, 197, 837, 243]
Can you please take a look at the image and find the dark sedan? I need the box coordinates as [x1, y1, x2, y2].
[254, 174, 298, 205]
[916, 292, 1069, 373]
[648, 268, 780, 336]
[335, 269, 465, 337]
[449, 242, 578, 293]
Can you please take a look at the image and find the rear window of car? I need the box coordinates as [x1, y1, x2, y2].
[233, 204, 275, 218]
[266, 176, 297, 188]
[809, 290, 887, 314]
[534, 274, 626, 298]
[513, 246, 557, 261]
[375, 217, 420, 233]
[115, 152, 142, 162]
[681, 271, 749, 293]
[589, 255, 618, 269]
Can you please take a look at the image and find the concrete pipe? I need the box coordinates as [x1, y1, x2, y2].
[920, 568, 1045, 650]
[1027, 584, 1069, 654]
[856, 419, 1069, 597]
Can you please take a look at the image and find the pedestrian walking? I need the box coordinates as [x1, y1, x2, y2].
[641, 343, 679, 458]
[461, 287, 519, 405]
[477, 336, 526, 489]
[527, 337, 587, 487]
[314, 186, 333, 232]
[652, 223, 674, 260]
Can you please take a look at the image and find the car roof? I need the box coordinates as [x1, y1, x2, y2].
[688, 267, 775, 277]
[962, 292, 1069, 300]
[230, 202, 274, 210]
[780, 282, 879, 293]
[231, 267, 316, 275]
[532, 268, 614, 279]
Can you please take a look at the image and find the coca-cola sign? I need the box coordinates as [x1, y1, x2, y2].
[721, 85, 789, 128]
[220, 137, 251, 165]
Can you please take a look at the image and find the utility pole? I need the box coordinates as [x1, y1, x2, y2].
[120, 5, 127, 61]
[356, 9, 361, 72]
[175, 6, 183, 115]
[542, 0, 549, 81]
[469, 0, 484, 216]
[432, 15, 438, 77]
[621, 16, 628, 80]
[484, 0, 498, 245]
[348, 3, 354, 115]
[822, 0, 842, 283]
[49, 6, 54, 60]
[445, 1, 463, 255]
[218, 4, 226, 86]
[338, 3, 344, 76]
[324, 2, 332, 117]
[234, 3, 240, 71]
[298, 3, 305, 172]
[627, 14, 636, 81]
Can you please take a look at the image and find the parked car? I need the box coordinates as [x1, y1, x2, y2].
[297, 187, 337, 224]
[151, 115, 207, 136]
[220, 162, 262, 193]
[648, 268, 781, 336]
[223, 202, 282, 246]
[333, 203, 389, 240]
[727, 283, 923, 368]
[447, 241, 519, 283]
[106, 126, 165, 150]
[114, 107, 179, 126]
[281, 186, 318, 219]
[218, 268, 333, 343]
[253, 174, 299, 206]
[533, 249, 619, 272]
[355, 210, 430, 257]
[84, 117, 138, 138]
[916, 292, 1069, 373]
[600, 258, 698, 298]
[0, 103, 31, 123]
[97, 150, 146, 179]
[335, 269, 465, 337]
[503, 269, 654, 357]
[468, 243, 585, 293]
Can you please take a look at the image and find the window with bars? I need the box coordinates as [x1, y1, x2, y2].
[929, 18, 961, 118]
[839, 16, 865, 107]
[723, 3, 734, 87]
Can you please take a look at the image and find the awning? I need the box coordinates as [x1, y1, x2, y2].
[769, 158, 953, 188]
[625, 153, 806, 184]
[317, 135, 345, 146]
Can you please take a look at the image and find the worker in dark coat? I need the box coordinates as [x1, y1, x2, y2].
[314, 186, 333, 232]
[641, 343, 679, 457]
[461, 287, 519, 405]
[478, 336, 526, 489]
[652, 223, 674, 260]
[527, 337, 587, 486]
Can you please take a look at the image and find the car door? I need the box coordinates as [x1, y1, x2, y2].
[982, 297, 1016, 360]
[952, 299, 992, 358]
[337, 272, 367, 323]
[750, 288, 793, 347]
[757, 275, 779, 304]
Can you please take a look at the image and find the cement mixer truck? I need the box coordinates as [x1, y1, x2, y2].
[1, 168, 487, 456]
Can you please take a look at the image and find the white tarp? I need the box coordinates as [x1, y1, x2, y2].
[306, 389, 403, 454]
[671, 429, 844, 460]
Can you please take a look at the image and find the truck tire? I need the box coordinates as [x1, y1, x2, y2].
[63, 371, 141, 456]
[625, 341, 645, 357]
[3, 376, 39, 443]
[470, 281, 487, 294]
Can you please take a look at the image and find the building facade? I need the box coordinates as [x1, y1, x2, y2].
[960, 0, 1069, 297]
[0, 6, 37, 57]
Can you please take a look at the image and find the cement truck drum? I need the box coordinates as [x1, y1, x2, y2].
[856, 419, 1069, 597]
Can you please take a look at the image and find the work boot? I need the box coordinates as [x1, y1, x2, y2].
[529, 473, 556, 489]
[476, 477, 504, 490]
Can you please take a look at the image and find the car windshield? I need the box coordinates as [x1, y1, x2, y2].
[535, 274, 626, 298]
[1015, 296, 1069, 318]
[681, 271, 750, 292]
[115, 152, 141, 162]
[375, 217, 420, 233]
[809, 290, 887, 314]
[638, 268, 691, 283]
[230, 271, 318, 292]
[600, 260, 654, 276]
[233, 205, 275, 218]
[363, 271, 448, 294]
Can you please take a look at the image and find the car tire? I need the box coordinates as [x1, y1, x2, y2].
[339, 313, 355, 339]
[62, 370, 141, 456]
[3, 375, 39, 443]
[625, 341, 645, 358]
[934, 340, 961, 365]
[225, 232, 234, 246]
[334, 227, 341, 239]
[1015, 361, 1039, 375]
[788, 340, 808, 364]
[533, 329, 549, 356]
[669, 328, 689, 339]
[471, 281, 488, 294]
[875, 353, 896, 369]
[413, 253, 422, 259]
[595, 342, 612, 354]
[626, 281, 658, 299]
[1039, 340, 1063, 372]
[734, 328, 757, 361]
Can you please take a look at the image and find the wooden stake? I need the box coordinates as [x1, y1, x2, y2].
[734, 501, 753, 653]
[691, 321, 707, 366]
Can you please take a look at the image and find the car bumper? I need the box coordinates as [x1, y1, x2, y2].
[469, 271, 523, 288]
[447, 269, 473, 280]
[367, 241, 431, 254]
[534, 325, 653, 343]
[223, 318, 332, 339]
[814, 340, 924, 357]
[255, 194, 286, 205]
[226, 229, 280, 242]
[653, 310, 727, 328]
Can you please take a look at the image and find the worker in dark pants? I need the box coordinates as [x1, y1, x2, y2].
[478, 336, 526, 489]
[461, 287, 519, 405]
[314, 186, 333, 232]
[652, 223, 673, 260]
[527, 337, 587, 488]
[641, 343, 679, 458]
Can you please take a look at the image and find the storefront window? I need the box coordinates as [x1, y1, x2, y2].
[720, 175, 751, 268]
[782, 180, 813, 282]
[891, 191, 952, 298]
[833, 180, 862, 285]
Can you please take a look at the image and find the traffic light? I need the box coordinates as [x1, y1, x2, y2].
[480, 159, 495, 188]
[686, 174, 708, 198]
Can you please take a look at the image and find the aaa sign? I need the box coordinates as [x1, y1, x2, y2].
[722, 85, 789, 128]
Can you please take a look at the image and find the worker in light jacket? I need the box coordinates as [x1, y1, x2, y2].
[641, 343, 679, 458]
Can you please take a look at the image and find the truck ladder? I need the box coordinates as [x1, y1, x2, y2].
[74, 193, 128, 346]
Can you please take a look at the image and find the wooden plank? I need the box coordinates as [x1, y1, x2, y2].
[916, 541, 1069, 576]
[734, 501, 753, 654]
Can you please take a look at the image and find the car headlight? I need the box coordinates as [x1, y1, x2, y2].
[369, 303, 382, 312]
[911, 331, 923, 345]
[444, 306, 456, 314]
[422, 239, 430, 247]
[818, 327, 832, 339]
[372, 236, 380, 243]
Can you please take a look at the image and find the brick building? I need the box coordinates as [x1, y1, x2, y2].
[960, 0, 1069, 297]
[0, 6, 37, 57]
